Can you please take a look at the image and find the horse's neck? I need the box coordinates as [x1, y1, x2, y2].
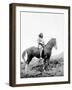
[45, 43, 53, 51]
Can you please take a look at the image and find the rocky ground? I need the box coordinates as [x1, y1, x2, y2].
[20, 53, 64, 78]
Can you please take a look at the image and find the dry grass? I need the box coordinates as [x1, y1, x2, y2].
[20, 53, 64, 78]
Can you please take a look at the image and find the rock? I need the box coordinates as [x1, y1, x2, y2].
[20, 52, 64, 78]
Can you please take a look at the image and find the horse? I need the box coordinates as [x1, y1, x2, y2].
[22, 38, 57, 72]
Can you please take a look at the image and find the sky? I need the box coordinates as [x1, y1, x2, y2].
[21, 11, 64, 56]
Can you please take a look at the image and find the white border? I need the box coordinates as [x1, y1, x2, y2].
[16, 6, 68, 84]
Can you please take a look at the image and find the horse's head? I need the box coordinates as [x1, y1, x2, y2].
[46, 38, 57, 50]
[51, 38, 57, 50]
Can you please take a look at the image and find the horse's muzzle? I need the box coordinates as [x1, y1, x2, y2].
[54, 44, 57, 49]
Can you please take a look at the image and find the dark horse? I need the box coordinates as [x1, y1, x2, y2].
[22, 38, 57, 72]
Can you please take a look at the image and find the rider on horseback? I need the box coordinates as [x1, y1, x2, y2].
[37, 33, 45, 59]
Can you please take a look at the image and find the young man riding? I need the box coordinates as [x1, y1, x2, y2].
[37, 33, 45, 59]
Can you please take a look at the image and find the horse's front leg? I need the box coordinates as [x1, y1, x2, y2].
[46, 59, 50, 71]
[43, 58, 47, 71]
[43, 58, 50, 71]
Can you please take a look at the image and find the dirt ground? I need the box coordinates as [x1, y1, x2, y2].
[20, 53, 64, 78]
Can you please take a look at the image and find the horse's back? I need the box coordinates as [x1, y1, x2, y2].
[26, 46, 39, 56]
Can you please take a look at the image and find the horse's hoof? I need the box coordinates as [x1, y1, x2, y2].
[43, 70, 47, 73]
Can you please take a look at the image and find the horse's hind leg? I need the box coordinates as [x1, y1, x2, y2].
[25, 57, 32, 73]
[24, 59, 30, 73]
[24, 61, 29, 74]
[43, 59, 47, 71]
[25, 63, 28, 73]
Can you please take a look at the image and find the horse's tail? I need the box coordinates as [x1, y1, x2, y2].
[22, 50, 28, 63]
[22, 50, 26, 60]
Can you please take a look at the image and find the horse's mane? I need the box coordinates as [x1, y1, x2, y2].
[45, 38, 56, 47]
[24, 38, 56, 51]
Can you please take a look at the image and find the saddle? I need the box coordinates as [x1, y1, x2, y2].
[39, 43, 44, 48]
